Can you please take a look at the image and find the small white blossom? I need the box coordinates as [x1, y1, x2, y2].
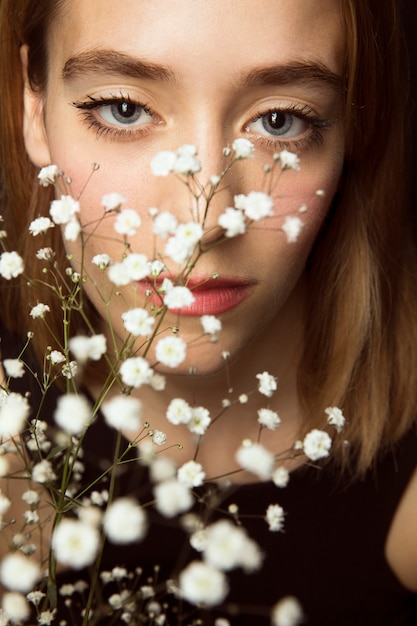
[277, 150, 300, 171]
[256, 371, 278, 397]
[0, 492, 11, 517]
[150, 372, 166, 391]
[271, 596, 304, 626]
[123, 308, 155, 337]
[165, 222, 203, 263]
[2, 592, 30, 622]
[257, 408, 281, 430]
[173, 150, 201, 176]
[38, 164, 59, 186]
[0, 251, 24, 279]
[0, 553, 41, 592]
[26, 590, 46, 606]
[188, 406, 211, 435]
[28, 216, 54, 236]
[32, 459, 56, 483]
[153, 211, 178, 238]
[272, 466, 290, 488]
[36, 247, 54, 261]
[92, 253, 112, 269]
[154, 478, 193, 518]
[21, 490, 40, 506]
[37, 609, 57, 625]
[54, 393, 92, 435]
[52, 519, 100, 569]
[30, 302, 50, 319]
[61, 360, 78, 379]
[232, 138, 254, 159]
[241, 191, 274, 221]
[282, 216, 303, 243]
[150, 150, 177, 176]
[103, 498, 147, 544]
[266, 503, 285, 532]
[179, 561, 228, 607]
[49, 350, 65, 365]
[102, 395, 142, 433]
[49, 195, 80, 225]
[114, 208, 142, 236]
[0, 457, 9, 477]
[149, 259, 165, 277]
[149, 456, 177, 483]
[24, 510, 39, 524]
[64, 216, 81, 241]
[325, 406, 345, 433]
[200, 315, 222, 336]
[108, 261, 131, 286]
[3, 359, 25, 379]
[119, 357, 152, 388]
[235, 440, 274, 480]
[152, 430, 167, 445]
[155, 336, 186, 368]
[164, 286, 194, 309]
[166, 398, 192, 425]
[101, 192, 127, 212]
[0, 392, 30, 437]
[303, 429, 332, 461]
[123, 253, 150, 281]
[177, 461, 205, 488]
[69, 334, 107, 363]
[217, 207, 246, 238]
[203, 520, 262, 573]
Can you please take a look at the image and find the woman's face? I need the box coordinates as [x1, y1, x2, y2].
[24, 0, 345, 375]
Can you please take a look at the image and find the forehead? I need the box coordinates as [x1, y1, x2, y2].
[49, 0, 345, 79]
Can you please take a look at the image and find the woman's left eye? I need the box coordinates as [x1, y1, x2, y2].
[247, 110, 310, 139]
[72, 96, 156, 135]
[98, 100, 153, 127]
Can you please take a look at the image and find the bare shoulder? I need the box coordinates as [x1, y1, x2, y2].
[385, 463, 417, 591]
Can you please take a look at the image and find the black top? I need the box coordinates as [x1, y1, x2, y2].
[2, 323, 417, 625]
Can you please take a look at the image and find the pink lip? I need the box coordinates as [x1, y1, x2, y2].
[137, 276, 253, 316]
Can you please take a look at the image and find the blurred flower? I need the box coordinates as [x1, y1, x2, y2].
[266, 504, 285, 532]
[0, 553, 41, 592]
[152, 211, 178, 237]
[164, 285, 194, 309]
[102, 395, 142, 432]
[119, 357, 153, 388]
[103, 498, 147, 544]
[272, 466, 290, 488]
[177, 460, 205, 488]
[29, 217, 54, 236]
[54, 393, 92, 435]
[276, 150, 300, 171]
[235, 440, 274, 480]
[155, 336, 187, 368]
[30, 303, 50, 319]
[69, 334, 107, 363]
[32, 459, 56, 484]
[52, 519, 100, 569]
[0, 392, 31, 438]
[49, 195, 80, 225]
[101, 192, 127, 212]
[257, 408, 281, 430]
[179, 561, 228, 607]
[232, 138, 254, 159]
[200, 315, 222, 336]
[154, 478, 193, 518]
[256, 371, 278, 397]
[282, 216, 303, 243]
[0, 251, 24, 279]
[3, 359, 25, 379]
[166, 398, 193, 425]
[271, 596, 304, 626]
[218, 207, 246, 238]
[325, 406, 345, 433]
[114, 209, 142, 236]
[2, 592, 30, 622]
[303, 429, 332, 461]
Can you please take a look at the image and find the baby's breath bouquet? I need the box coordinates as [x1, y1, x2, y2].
[0, 140, 344, 626]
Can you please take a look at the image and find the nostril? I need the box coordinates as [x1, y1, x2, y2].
[200, 224, 226, 249]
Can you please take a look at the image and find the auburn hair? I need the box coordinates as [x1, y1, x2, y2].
[0, 0, 416, 474]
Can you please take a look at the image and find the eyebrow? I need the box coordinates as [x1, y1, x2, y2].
[62, 50, 175, 82]
[242, 61, 344, 93]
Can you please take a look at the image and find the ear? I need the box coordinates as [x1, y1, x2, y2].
[20, 45, 52, 167]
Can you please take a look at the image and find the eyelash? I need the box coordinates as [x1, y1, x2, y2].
[72, 95, 334, 151]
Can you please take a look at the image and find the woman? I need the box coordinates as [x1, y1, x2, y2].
[0, 0, 417, 624]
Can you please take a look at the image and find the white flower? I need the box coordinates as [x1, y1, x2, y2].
[49, 350, 65, 365]
[54, 394, 92, 435]
[2, 592, 30, 622]
[28, 216, 54, 236]
[271, 596, 304, 626]
[108, 261, 131, 286]
[92, 253, 112, 269]
[150, 150, 177, 176]
[3, 359, 25, 379]
[37, 609, 57, 625]
[0, 553, 41, 592]
[153, 478, 193, 518]
[150, 456, 177, 483]
[61, 360, 78, 379]
[232, 138, 254, 159]
[241, 191, 274, 221]
[101, 192, 127, 212]
[257, 408, 281, 430]
[155, 336, 186, 368]
[266, 503, 285, 532]
[149, 259, 165, 277]
[303, 429, 332, 461]
[272, 466, 290, 488]
[188, 406, 211, 435]
[122, 307, 155, 338]
[165, 222, 203, 263]
[21, 490, 40, 506]
[102, 395, 142, 432]
[38, 164, 59, 186]
[49, 195, 80, 224]
[203, 520, 262, 573]
[32, 459, 56, 483]
[235, 440, 274, 480]
[0, 392, 30, 437]
[166, 398, 193, 425]
[26, 590, 46, 606]
[179, 561, 228, 607]
[64, 217, 81, 241]
[282, 216, 303, 243]
[0, 457, 10, 477]
[217, 207, 246, 238]
[0, 491, 11, 516]
[150, 372, 166, 391]
[173, 150, 201, 176]
[69, 334, 107, 363]
[36, 247, 54, 261]
[277, 150, 301, 171]
[152, 211, 178, 238]
[103, 498, 147, 544]
[164, 286, 195, 309]
[114, 208, 142, 236]
[256, 371, 278, 397]
[151, 429, 167, 445]
[177, 461, 205, 488]
[200, 315, 222, 336]
[30, 302, 50, 319]
[325, 406, 345, 433]
[0, 251, 24, 279]
[123, 253, 150, 281]
[119, 357, 152, 388]
[52, 519, 100, 569]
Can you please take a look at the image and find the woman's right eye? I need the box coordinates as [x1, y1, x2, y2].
[97, 100, 153, 127]
[72, 96, 156, 135]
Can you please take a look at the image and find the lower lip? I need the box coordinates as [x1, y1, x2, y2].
[137, 283, 251, 316]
